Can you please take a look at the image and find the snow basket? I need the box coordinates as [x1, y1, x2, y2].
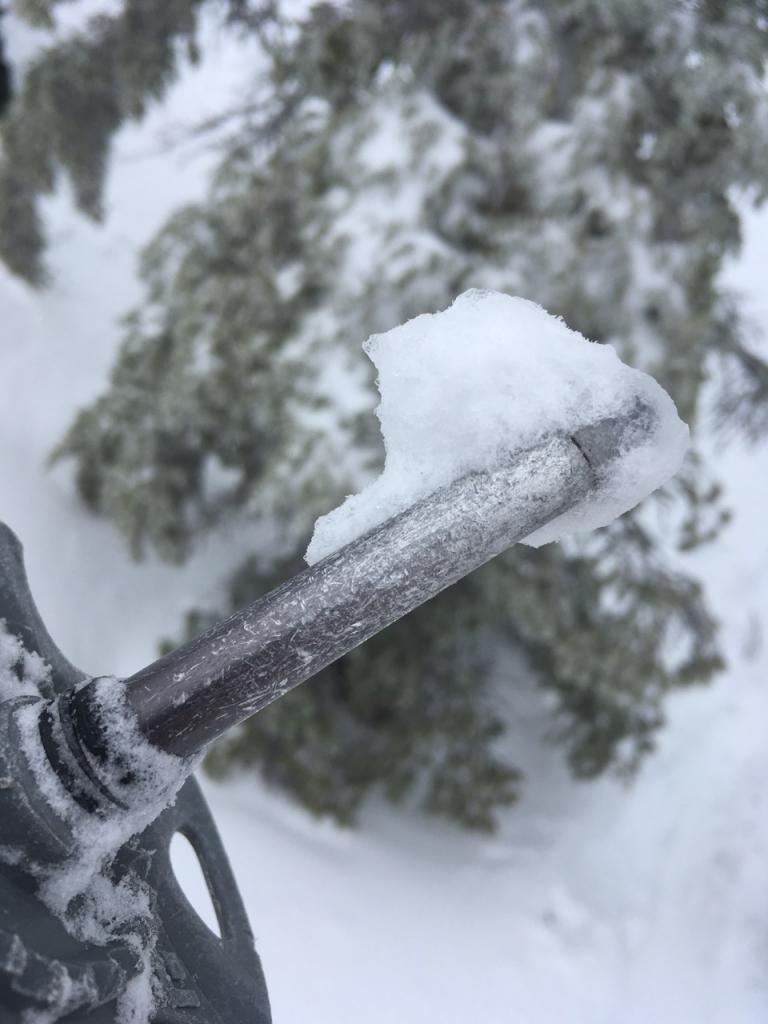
[0, 522, 271, 1024]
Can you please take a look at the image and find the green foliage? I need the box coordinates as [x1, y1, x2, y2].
[12, 1, 59, 30]
[1, 0, 216, 280]
[7, 0, 768, 827]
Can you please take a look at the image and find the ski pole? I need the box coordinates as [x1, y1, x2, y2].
[0, 401, 653, 1024]
[62, 402, 649, 774]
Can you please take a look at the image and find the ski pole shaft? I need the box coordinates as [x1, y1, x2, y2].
[116, 434, 594, 758]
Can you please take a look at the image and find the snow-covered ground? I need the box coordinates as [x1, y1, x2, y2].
[1, 14, 767, 1023]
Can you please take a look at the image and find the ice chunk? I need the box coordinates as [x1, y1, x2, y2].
[306, 290, 688, 563]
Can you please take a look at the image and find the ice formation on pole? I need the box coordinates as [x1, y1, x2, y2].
[306, 290, 689, 564]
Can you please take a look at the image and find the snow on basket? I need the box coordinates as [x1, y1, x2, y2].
[306, 290, 689, 564]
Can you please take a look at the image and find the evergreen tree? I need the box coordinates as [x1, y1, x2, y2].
[3, 0, 767, 829]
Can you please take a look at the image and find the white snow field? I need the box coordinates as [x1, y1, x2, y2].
[1, 12, 768, 1024]
[306, 290, 689, 562]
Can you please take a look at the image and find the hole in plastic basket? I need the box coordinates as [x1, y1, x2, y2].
[170, 830, 221, 937]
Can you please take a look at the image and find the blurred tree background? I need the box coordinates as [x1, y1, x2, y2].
[2, 0, 767, 830]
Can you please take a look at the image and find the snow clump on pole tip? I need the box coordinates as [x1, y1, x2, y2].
[305, 290, 689, 563]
